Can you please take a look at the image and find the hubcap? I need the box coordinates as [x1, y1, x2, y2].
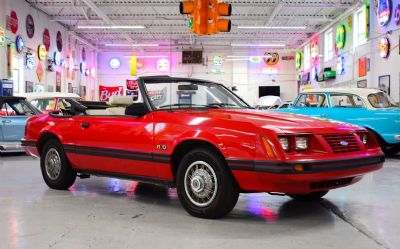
[184, 161, 218, 207]
[45, 148, 61, 180]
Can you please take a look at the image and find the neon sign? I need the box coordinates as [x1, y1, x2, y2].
[16, 35, 24, 53]
[295, 52, 302, 70]
[337, 56, 345, 75]
[38, 44, 47, 61]
[54, 51, 61, 66]
[249, 56, 262, 64]
[378, 0, 391, 26]
[310, 42, 319, 62]
[25, 53, 34, 70]
[336, 25, 346, 49]
[157, 59, 170, 72]
[264, 52, 279, 65]
[394, 4, 400, 25]
[379, 37, 390, 58]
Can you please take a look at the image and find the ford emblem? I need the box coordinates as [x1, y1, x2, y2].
[340, 141, 349, 146]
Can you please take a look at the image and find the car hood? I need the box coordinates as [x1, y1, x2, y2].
[175, 108, 360, 134]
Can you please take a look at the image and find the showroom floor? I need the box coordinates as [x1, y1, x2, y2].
[0, 154, 399, 249]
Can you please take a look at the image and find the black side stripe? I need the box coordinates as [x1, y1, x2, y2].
[63, 144, 170, 164]
[21, 140, 36, 147]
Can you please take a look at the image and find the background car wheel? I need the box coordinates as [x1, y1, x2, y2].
[40, 139, 76, 190]
[176, 147, 239, 219]
[288, 191, 329, 201]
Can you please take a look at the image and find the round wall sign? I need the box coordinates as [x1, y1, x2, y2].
[263, 52, 279, 65]
[394, 4, 400, 25]
[56, 31, 63, 52]
[378, 0, 392, 26]
[25, 53, 35, 70]
[336, 25, 346, 49]
[0, 27, 5, 47]
[54, 51, 61, 66]
[38, 44, 47, 60]
[10, 11, 18, 34]
[43, 28, 50, 51]
[379, 37, 390, 58]
[15, 35, 24, 53]
[109, 58, 121, 69]
[157, 59, 170, 72]
[80, 62, 86, 74]
[295, 52, 302, 70]
[82, 47, 86, 61]
[310, 42, 319, 62]
[26, 14, 35, 38]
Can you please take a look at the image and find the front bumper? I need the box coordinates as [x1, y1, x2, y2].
[0, 141, 24, 153]
[229, 155, 385, 193]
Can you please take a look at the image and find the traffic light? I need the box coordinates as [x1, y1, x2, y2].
[207, 0, 232, 34]
[180, 0, 232, 35]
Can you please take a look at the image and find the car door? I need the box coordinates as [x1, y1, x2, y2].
[71, 114, 159, 179]
[285, 93, 330, 118]
[0, 102, 28, 141]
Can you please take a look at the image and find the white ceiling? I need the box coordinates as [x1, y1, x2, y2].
[26, 0, 361, 51]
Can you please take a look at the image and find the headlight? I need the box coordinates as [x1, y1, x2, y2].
[295, 137, 308, 150]
[278, 137, 289, 151]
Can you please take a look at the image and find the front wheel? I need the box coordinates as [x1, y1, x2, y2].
[40, 139, 76, 190]
[176, 148, 239, 219]
[288, 191, 329, 201]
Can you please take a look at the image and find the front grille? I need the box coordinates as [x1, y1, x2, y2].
[323, 134, 361, 153]
[310, 177, 354, 190]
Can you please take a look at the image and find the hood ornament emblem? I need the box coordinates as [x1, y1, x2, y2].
[340, 141, 349, 146]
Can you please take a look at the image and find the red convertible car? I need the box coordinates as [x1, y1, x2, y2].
[22, 76, 384, 218]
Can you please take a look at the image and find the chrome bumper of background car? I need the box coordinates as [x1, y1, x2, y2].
[0, 141, 24, 153]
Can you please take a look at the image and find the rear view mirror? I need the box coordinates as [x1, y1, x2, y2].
[178, 84, 198, 91]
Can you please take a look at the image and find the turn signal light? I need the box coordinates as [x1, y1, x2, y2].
[261, 136, 276, 158]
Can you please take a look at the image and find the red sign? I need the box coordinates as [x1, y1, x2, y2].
[9, 11, 18, 34]
[358, 57, 367, 77]
[43, 28, 50, 51]
[56, 71, 61, 92]
[56, 31, 63, 52]
[126, 79, 138, 90]
[26, 14, 35, 38]
[82, 47, 86, 61]
[99, 85, 123, 101]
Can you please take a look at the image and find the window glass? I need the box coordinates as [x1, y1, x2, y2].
[330, 94, 364, 108]
[295, 94, 327, 108]
[1, 100, 36, 116]
[353, 8, 368, 48]
[30, 98, 56, 112]
[304, 44, 311, 70]
[324, 29, 333, 61]
[368, 92, 398, 108]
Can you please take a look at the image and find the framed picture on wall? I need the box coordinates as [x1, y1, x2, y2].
[68, 83, 72, 93]
[357, 80, 367, 88]
[25, 81, 34, 93]
[72, 87, 78, 94]
[56, 71, 61, 92]
[47, 85, 54, 92]
[378, 75, 390, 95]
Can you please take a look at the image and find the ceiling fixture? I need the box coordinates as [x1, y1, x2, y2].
[123, 55, 168, 58]
[231, 44, 285, 47]
[104, 44, 159, 47]
[77, 25, 145, 29]
[237, 26, 307, 30]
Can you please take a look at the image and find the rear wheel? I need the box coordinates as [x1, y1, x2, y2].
[40, 139, 76, 190]
[288, 191, 329, 201]
[176, 148, 239, 219]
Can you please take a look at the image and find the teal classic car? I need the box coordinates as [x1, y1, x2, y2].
[0, 97, 41, 153]
[276, 88, 400, 155]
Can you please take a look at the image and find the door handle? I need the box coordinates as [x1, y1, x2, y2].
[80, 122, 90, 129]
[2, 120, 12, 123]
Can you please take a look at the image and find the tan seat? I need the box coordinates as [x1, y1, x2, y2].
[86, 109, 109, 115]
[105, 96, 134, 115]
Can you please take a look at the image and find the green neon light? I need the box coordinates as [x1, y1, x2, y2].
[295, 52, 302, 70]
[336, 25, 346, 49]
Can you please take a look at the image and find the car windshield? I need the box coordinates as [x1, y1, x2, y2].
[1, 99, 40, 116]
[144, 80, 249, 110]
[30, 98, 57, 112]
[367, 92, 398, 108]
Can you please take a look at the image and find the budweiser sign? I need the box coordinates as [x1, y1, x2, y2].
[99, 85, 123, 101]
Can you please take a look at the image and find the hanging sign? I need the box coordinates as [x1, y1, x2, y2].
[263, 52, 279, 65]
[15, 35, 24, 53]
[310, 42, 319, 62]
[36, 62, 44, 82]
[378, 0, 392, 26]
[38, 44, 47, 60]
[336, 25, 346, 49]
[43, 28, 50, 51]
[26, 14, 35, 38]
[53, 51, 61, 66]
[130, 56, 137, 76]
[9, 11, 18, 34]
[25, 53, 34, 70]
[379, 37, 390, 58]
[99, 85, 123, 101]
[56, 31, 63, 52]
[0, 27, 5, 46]
[295, 52, 302, 70]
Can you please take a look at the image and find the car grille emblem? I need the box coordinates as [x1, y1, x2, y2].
[340, 141, 349, 146]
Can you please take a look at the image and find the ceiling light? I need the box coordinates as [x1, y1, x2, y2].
[123, 55, 168, 58]
[104, 44, 159, 47]
[237, 26, 307, 30]
[77, 25, 145, 29]
[227, 55, 251, 58]
[231, 43, 285, 47]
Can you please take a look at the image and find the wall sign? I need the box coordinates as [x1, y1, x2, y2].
[38, 44, 47, 60]
[53, 51, 61, 66]
[82, 47, 86, 61]
[15, 35, 24, 53]
[26, 14, 35, 38]
[130, 56, 137, 76]
[9, 11, 18, 34]
[36, 62, 44, 82]
[394, 4, 400, 25]
[47, 59, 55, 72]
[379, 37, 390, 58]
[99, 85, 123, 101]
[337, 56, 345, 75]
[378, 0, 392, 26]
[157, 59, 170, 72]
[263, 52, 279, 65]
[25, 53, 34, 69]
[0, 27, 5, 46]
[310, 42, 319, 62]
[358, 57, 367, 77]
[90, 67, 96, 77]
[80, 62, 86, 74]
[295, 52, 302, 70]
[56, 31, 63, 52]
[336, 25, 346, 49]
[56, 71, 61, 92]
[109, 58, 121, 69]
[249, 56, 262, 64]
[43, 28, 50, 51]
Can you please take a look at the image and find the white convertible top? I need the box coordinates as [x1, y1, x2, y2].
[17, 92, 80, 100]
[302, 88, 383, 97]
